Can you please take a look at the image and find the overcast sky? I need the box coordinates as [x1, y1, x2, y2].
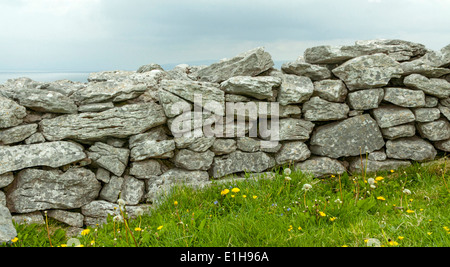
[1, 0, 449, 72]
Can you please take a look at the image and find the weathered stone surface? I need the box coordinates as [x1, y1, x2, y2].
[158, 89, 193, 118]
[348, 158, 412, 174]
[0, 141, 86, 175]
[381, 123, 416, 140]
[434, 139, 450, 152]
[99, 176, 124, 203]
[95, 168, 111, 183]
[386, 136, 437, 162]
[372, 105, 415, 128]
[81, 200, 151, 226]
[260, 118, 315, 141]
[78, 102, 115, 113]
[130, 160, 162, 179]
[130, 139, 175, 161]
[211, 139, 237, 155]
[313, 80, 348, 103]
[0, 173, 14, 189]
[12, 211, 44, 225]
[403, 74, 450, 99]
[400, 61, 450, 78]
[332, 53, 402, 90]
[413, 108, 441, 122]
[236, 137, 261, 152]
[0, 205, 17, 244]
[174, 149, 215, 171]
[174, 135, 215, 153]
[47, 210, 84, 228]
[137, 63, 164, 73]
[425, 96, 439, 107]
[6, 168, 101, 213]
[412, 44, 450, 69]
[87, 70, 135, 82]
[88, 142, 130, 177]
[368, 149, 387, 161]
[221, 76, 281, 100]
[40, 103, 167, 142]
[439, 104, 450, 121]
[194, 47, 274, 83]
[275, 141, 311, 165]
[295, 156, 347, 178]
[347, 89, 384, 110]
[383, 87, 426, 108]
[310, 115, 385, 158]
[0, 124, 37, 145]
[281, 59, 332, 81]
[302, 96, 349, 121]
[211, 151, 276, 178]
[0, 191, 5, 206]
[121, 176, 146, 206]
[0, 96, 27, 129]
[277, 75, 314, 105]
[24, 132, 46, 145]
[417, 119, 450, 141]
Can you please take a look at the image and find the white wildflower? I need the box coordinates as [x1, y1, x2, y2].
[135, 207, 144, 217]
[370, 185, 376, 189]
[302, 184, 312, 191]
[285, 176, 292, 181]
[403, 189, 412, 195]
[368, 178, 375, 185]
[284, 168, 292, 176]
[113, 215, 122, 222]
[117, 199, 126, 207]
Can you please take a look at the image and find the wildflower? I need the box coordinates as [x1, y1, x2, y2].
[427, 232, 432, 235]
[398, 236, 405, 240]
[221, 189, 230, 196]
[375, 176, 384, 182]
[444, 226, 450, 232]
[302, 184, 312, 191]
[242, 195, 247, 198]
[390, 170, 395, 173]
[11, 237, 18, 243]
[174, 201, 178, 206]
[113, 215, 122, 222]
[157, 225, 164, 231]
[288, 225, 293, 232]
[403, 189, 412, 195]
[298, 226, 302, 231]
[370, 185, 376, 189]
[213, 200, 219, 205]
[90, 240, 95, 246]
[285, 176, 292, 181]
[117, 199, 126, 207]
[334, 198, 342, 204]
[135, 227, 142, 232]
[135, 207, 144, 217]
[231, 188, 240, 193]
[388, 240, 399, 246]
[341, 245, 348, 247]
[284, 168, 292, 176]
[231, 195, 235, 198]
[253, 195, 258, 199]
[81, 229, 91, 236]
[319, 211, 326, 217]
[330, 217, 337, 222]
[60, 244, 67, 247]
[377, 196, 386, 201]
[406, 209, 415, 214]
[368, 178, 375, 185]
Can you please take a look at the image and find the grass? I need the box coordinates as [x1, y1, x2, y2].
[3, 158, 450, 247]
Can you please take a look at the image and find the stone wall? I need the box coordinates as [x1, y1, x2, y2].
[1, 39, 450, 242]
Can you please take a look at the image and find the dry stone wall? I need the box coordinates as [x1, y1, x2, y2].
[1, 39, 450, 242]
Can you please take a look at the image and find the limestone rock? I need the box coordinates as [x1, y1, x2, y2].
[221, 76, 282, 100]
[78, 102, 115, 113]
[386, 136, 437, 162]
[99, 176, 124, 203]
[0, 96, 27, 129]
[0, 173, 14, 189]
[211, 151, 276, 178]
[88, 142, 130, 177]
[0, 141, 86, 175]
[302, 96, 349, 121]
[403, 74, 450, 99]
[47, 210, 84, 228]
[310, 115, 385, 158]
[130, 140, 175, 161]
[194, 47, 274, 83]
[281, 59, 332, 81]
[348, 158, 412, 174]
[332, 53, 402, 90]
[12, 211, 45, 225]
[158, 89, 193, 118]
[173, 149, 215, 171]
[6, 168, 101, 213]
[381, 124, 416, 140]
[383, 87, 426, 108]
[434, 139, 450, 152]
[24, 132, 46, 145]
[121, 176, 146, 206]
[413, 108, 441, 122]
[372, 105, 415, 128]
[0, 206, 17, 244]
[259, 118, 315, 142]
[295, 156, 347, 178]
[277, 75, 314, 105]
[0, 124, 37, 145]
[129, 160, 162, 179]
[211, 139, 237, 155]
[40, 103, 167, 142]
[274, 141, 311, 165]
[347, 89, 384, 110]
[416, 119, 450, 141]
[81, 200, 151, 226]
[400, 61, 450, 78]
[87, 70, 135, 82]
[137, 63, 164, 73]
[313, 80, 348, 103]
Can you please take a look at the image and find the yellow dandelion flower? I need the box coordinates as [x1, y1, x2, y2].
[221, 189, 230, 196]
[298, 226, 302, 231]
[330, 217, 336, 222]
[231, 195, 235, 198]
[390, 170, 395, 173]
[375, 176, 384, 181]
[242, 195, 247, 198]
[253, 195, 258, 199]
[11, 237, 18, 243]
[406, 209, 415, 214]
[377, 196, 386, 201]
[135, 227, 142, 232]
[90, 240, 95, 245]
[398, 236, 404, 240]
[231, 188, 240, 193]
[319, 211, 326, 217]
[388, 240, 399, 246]
[427, 232, 432, 235]
[157, 225, 163, 231]
[443, 226, 450, 232]
[174, 201, 178, 206]
[81, 229, 91, 236]
[341, 245, 348, 247]
[60, 244, 67, 247]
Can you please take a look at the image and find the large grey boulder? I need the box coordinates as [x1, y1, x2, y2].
[173, 149, 215, 171]
[403, 74, 450, 99]
[313, 80, 348, 103]
[295, 156, 347, 178]
[277, 75, 314, 106]
[383, 87, 426, 108]
[274, 141, 311, 165]
[416, 119, 450, 141]
[6, 168, 101, 213]
[347, 89, 384, 110]
[211, 151, 276, 178]
[0, 96, 27, 129]
[194, 47, 274, 83]
[302, 96, 349, 121]
[0, 141, 86, 175]
[310, 115, 385, 158]
[0, 124, 37, 145]
[386, 136, 437, 162]
[0, 206, 17, 244]
[221, 76, 282, 100]
[281, 58, 332, 81]
[40, 103, 167, 142]
[372, 105, 416, 128]
[87, 142, 130, 176]
[332, 53, 402, 90]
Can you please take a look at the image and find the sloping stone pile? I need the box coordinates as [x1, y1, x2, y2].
[1, 39, 450, 243]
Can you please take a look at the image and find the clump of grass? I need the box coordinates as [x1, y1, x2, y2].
[3, 159, 450, 247]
